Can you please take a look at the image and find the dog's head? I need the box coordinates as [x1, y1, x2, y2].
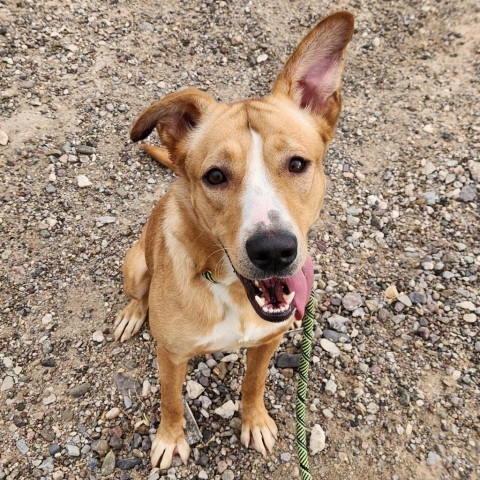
[131, 12, 354, 322]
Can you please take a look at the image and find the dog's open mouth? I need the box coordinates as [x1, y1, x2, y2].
[237, 256, 314, 323]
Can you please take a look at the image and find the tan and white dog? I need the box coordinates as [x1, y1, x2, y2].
[114, 11, 354, 470]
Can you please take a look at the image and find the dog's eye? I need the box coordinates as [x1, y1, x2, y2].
[288, 157, 308, 173]
[204, 168, 227, 186]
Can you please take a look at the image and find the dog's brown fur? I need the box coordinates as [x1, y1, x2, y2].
[115, 11, 354, 470]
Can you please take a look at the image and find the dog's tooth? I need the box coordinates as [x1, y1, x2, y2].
[283, 291, 295, 305]
[255, 295, 265, 307]
[254, 280, 260, 287]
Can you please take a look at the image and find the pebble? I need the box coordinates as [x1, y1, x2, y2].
[92, 440, 110, 456]
[426, 451, 441, 466]
[220, 353, 238, 363]
[397, 294, 412, 307]
[276, 353, 300, 368]
[65, 444, 80, 457]
[320, 339, 341, 356]
[1, 376, 14, 392]
[16, 439, 29, 454]
[101, 451, 116, 476]
[76, 145, 96, 155]
[68, 383, 91, 398]
[463, 313, 476, 323]
[325, 379, 337, 396]
[43, 394, 56, 405]
[97, 216, 116, 225]
[214, 400, 237, 419]
[0, 129, 8, 146]
[384, 285, 398, 300]
[221, 471, 235, 480]
[409, 292, 427, 304]
[116, 458, 142, 470]
[280, 452, 292, 462]
[186, 380, 205, 400]
[342, 292, 363, 311]
[77, 174, 92, 188]
[309, 424, 326, 455]
[327, 314, 350, 332]
[92, 330, 105, 343]
[106, 407, 121, 420]
[256, 53, 268, 63]
[468, 160, 480, 181]
[457, 185, 476, 202]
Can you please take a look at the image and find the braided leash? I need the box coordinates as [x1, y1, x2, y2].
[296, 293, 316, 480]
[202, 271, 316, 479]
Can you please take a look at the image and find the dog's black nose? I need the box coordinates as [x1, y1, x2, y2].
[246, 231, 297, 273]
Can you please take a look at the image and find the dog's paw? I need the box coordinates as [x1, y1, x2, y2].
[241, 406, 278, 456]
[151, 428, 190, 470]
[114, 299, 148, 342]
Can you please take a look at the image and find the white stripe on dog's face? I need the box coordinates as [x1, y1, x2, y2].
[240, 129, 294, 237]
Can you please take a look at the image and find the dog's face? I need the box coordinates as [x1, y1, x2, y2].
[131, 12, 354, 322]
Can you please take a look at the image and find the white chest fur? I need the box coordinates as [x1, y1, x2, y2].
[197, 281, 290, 351]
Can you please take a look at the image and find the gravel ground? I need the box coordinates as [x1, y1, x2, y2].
[1, 1, 479, 479]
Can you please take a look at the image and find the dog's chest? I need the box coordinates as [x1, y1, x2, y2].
[197, 282, 289, 351]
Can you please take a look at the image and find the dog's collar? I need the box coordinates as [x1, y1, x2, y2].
[202, 270, 218, 284]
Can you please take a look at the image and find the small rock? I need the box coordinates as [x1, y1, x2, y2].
[222, 471, 235, 480]
[342, 292, 363, 311]
[409, 292, 427, 304]
[65, 444, 80, 457]
[101, 451, 116, 476]
[106, 407, 121, 420]
[276, 353, 300, 368]
[309, 424, 326, 455]
[384, 285, 398, 300]
[397, 294, 412, 307]
[77, 174, 92, 188]
[116, 458, 142, 470]
[97, 216, 116, 225]
[220, 353, 238, 363]
[457, 185, 476, 202]
[92, 439, 110, 456]
[186, 380, 205, 400]
[214, 400, 238, 419]
[1, 376, 14, 392]
[457, 301, 476, 311]
[68, 383, 91, 398]
[77, 145, 96, 155]
[426, 451, 441, 466]
[49, 444, 61, 455]
[325, 380, 337, 396]
[423, 161, 437, 175]
[468, 160, 480, 181]
[422, 191, 439, 205]
[327, 314, 350, 332]
[0, 129, 8, 146]
[423, 124, 434, 134]
[16, 439, 29, 454]
[256, 53, 268, 63]
[43, 394, 56, 405]
[464, 313, 476, 323]
[280, 452, 292, 463]
[92, 331, 104, 343]
[320, 339, 341, 356]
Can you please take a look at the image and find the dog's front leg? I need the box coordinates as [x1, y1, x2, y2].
[241, 335, 283, 456]
[151, 347, 190, 470]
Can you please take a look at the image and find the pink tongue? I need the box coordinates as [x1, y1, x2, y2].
[285, 255, 314, 320]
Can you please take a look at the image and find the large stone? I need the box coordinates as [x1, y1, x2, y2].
[101, 451, 116, 476]
[214, 400, 238, 419]
[342, 292, 363, 311]
[68, 383, 91, 398]
[309, 424, 326, 455]
[186, 380, 205, 400]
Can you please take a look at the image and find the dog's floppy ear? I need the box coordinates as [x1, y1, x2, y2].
[272, 11, 354, 128]
[130, 87, 216, 163]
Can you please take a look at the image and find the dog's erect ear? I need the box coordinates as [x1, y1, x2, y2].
[130, 87, 216, 163]
[272, 11, 354, 128]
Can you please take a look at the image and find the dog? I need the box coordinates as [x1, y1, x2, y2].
[114, 11, 354, 470]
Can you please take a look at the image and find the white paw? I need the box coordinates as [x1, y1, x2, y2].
[151, 430, 190, 470]
[241, 409, 278, 456]
[114, 300, 147, 342]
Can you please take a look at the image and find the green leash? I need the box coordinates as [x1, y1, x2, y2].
[202, 271, 316, 480]
[296, 293, 316, 480]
